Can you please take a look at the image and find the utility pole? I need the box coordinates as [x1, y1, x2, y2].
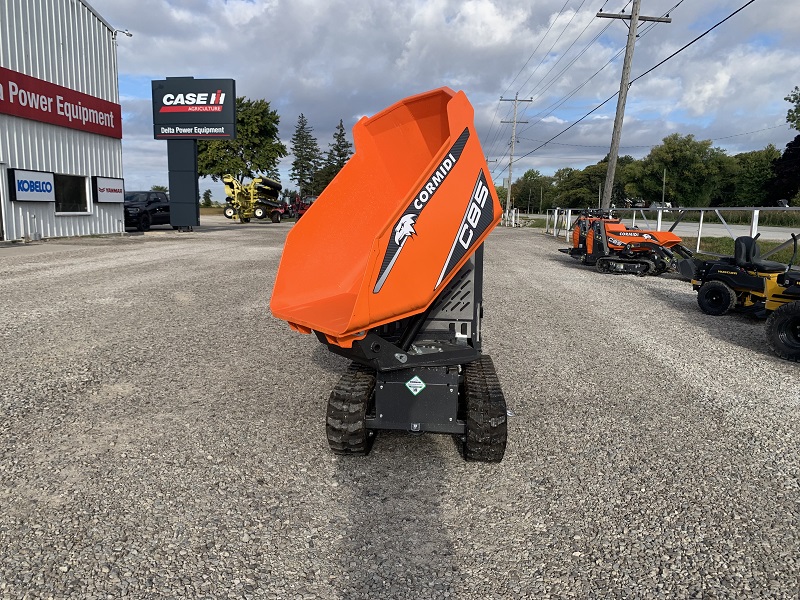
[539, 185, 543, 215]
[598, 0, 671, 210]
[500, 93, 532, 218]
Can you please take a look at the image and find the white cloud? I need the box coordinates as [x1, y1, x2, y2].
[87, 0, 799, 189]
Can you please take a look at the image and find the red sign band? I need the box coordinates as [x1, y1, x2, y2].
[0, 66, 122, 139]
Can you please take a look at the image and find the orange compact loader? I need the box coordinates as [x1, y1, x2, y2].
[560, 209, 693, 275]
[270, 88, 507, 462]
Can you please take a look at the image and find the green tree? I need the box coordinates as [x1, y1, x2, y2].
[201, 189, 213, 208]
[769, 135, 800, 205]
[510, 169, 556, 213]
[495, 185, 507, 207]
[290, 113, 322, 196]
[730, 145, 781, 206]
[150, 185, 168, 192]
[609, 155, 637, 206]
[315, 119, 354, 192]
[197, 97, 287, 184]
[785, 86, 800, 131]
[627, 133, 731, 207]
[551, 166, 604, 208]
[552, 167, 579, 208]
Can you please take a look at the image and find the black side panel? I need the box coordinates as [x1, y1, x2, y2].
[419, 246, 483, 353]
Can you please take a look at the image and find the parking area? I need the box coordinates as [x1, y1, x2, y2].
[0, 219, 797, 599]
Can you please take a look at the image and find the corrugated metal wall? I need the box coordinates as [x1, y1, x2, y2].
[0, 0, 124, 241]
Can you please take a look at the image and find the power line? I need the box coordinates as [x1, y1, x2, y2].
[501, 0, 572, 99]
[515, 5, 671, 138]
[629, 0, 757, 86]
[485, 0, 573, 156]
[515, 0, 589, 95]
[713, 124, 787, 141]
[486, 0, 632, 155]
[498, 0, 760, 176]
[522, 18, 614, 102]
[488, 1, 634, 161]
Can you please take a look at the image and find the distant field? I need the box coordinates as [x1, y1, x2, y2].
[683, 236, 799, 264]
[200, 206, 225, 216]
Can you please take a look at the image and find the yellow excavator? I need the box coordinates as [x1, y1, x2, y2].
[222, 175, 285, 223]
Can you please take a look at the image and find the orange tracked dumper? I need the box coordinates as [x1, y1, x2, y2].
[270, 88, 507, 461]
[560, 209, 693, 275]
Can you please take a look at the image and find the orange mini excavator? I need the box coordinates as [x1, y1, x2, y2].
[560, 209, 693, 275]
[270, 88, 507, 462]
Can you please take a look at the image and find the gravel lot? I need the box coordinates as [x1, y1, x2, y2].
[1, 217, 798, 599]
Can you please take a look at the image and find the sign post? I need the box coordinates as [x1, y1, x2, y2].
[151, 77, 236, 229]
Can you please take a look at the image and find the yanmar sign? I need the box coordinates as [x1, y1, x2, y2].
[152, 78, 236, 139]
[0, 66, 122, 139]
[92, 176, 125, 203]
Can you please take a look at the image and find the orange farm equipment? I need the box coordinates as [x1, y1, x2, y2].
[560, 209, 693, 275]
[270, 87, 508, 462]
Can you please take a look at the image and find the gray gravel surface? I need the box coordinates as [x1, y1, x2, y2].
[1, 218, 798, 599]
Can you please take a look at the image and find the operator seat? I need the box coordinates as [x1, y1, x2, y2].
[734, 236, 786, 273]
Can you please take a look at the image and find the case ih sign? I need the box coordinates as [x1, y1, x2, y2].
[0, 66, 122, 139]
[152, 78, 236, 140]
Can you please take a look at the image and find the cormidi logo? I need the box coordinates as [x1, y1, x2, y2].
[373, 128, 471, 294]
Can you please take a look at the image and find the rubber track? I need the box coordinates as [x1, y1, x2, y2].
[596, 257, 654, 276]
[463, 355, 507, 462]
[326, 362, 376, 455]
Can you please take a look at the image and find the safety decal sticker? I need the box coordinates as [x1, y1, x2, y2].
[405, 375, 427, 396]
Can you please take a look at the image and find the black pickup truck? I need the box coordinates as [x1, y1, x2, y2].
[124, 191, 171, 231]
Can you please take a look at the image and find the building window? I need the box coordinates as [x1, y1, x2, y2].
[54, 174, 88, 213]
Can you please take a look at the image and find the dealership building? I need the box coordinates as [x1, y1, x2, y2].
[0, 0, 125, 242]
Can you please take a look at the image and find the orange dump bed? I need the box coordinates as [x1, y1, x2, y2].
[603, 221, 684, 248]
[270, 87, 501, 347]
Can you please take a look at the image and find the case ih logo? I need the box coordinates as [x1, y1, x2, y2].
[152, 78, 236, 139]
[159, 91, 226, 113]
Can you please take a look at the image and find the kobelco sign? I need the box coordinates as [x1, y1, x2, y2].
[151, 77, 236, 140]
[9, 169, 56, 202]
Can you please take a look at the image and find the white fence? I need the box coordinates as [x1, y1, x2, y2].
[502, 209, 521, 227]
[545, 207, 800, 254]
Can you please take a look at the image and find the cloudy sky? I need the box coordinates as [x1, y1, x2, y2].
[87, 0, 800, 199]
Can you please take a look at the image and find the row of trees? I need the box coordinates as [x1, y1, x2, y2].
[194, 88, 800, 210]
[505, 135, 795, 212]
